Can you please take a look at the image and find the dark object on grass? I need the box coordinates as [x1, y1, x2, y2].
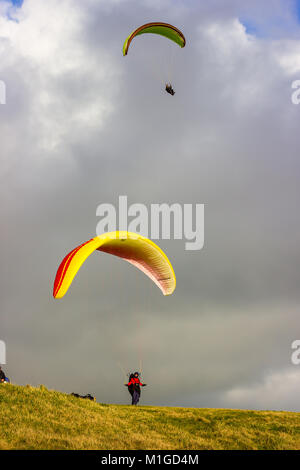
[0, 366, 9, 384]
[71, 393, 95, 401]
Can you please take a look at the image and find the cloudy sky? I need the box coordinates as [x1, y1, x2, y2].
[1, 0, 300, 411]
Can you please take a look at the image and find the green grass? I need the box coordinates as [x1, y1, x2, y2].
[0, 384, 300, 449]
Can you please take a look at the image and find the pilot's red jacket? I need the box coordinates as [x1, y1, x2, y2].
[127, 377, 144, 387]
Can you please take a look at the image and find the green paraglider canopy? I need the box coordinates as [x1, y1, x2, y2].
[123, 22, 186, 56]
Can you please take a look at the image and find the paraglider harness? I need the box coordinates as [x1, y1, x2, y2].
[165, 83, 175, 96]
[126, 372, 142, 396]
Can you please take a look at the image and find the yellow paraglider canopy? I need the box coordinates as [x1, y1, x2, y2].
[53, 231, 176, 298]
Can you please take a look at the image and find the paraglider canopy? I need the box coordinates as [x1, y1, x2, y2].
[53, 231, 176, 299]
[123, 22, 186, 56]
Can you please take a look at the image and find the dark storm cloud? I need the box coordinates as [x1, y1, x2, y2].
[0, 0, 300, 410]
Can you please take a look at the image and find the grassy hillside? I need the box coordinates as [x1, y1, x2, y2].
[0, 384, 300, 450]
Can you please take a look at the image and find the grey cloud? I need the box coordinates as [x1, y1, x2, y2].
[0, 0, 300, 410]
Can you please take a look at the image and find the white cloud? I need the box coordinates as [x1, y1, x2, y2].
[224, 368, 300, 411]
[0, 0, 121, 156]
[273, 40, 300, 75]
